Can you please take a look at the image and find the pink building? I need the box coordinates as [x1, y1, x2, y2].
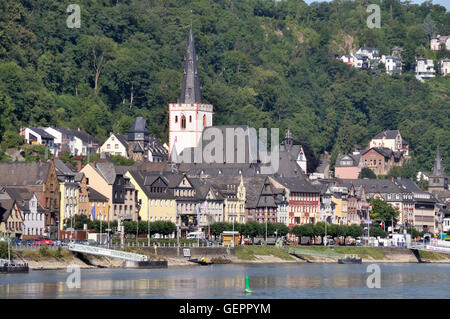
[334, 154, 361, 179]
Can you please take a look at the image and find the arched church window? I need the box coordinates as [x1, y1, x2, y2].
[181, 115, 186, 129]
[175, 116, 178, 123]
[189, 115, 192, 123]
[203, 115, 207, 127]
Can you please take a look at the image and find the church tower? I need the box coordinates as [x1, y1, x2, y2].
[429, 146, 448, 193]
[169, 24, 213, 159]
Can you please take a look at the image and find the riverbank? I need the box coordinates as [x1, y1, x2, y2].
[8, 246, 450, 270]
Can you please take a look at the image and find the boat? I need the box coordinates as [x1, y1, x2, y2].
[0, 259, 29, 273]
[188, 257, 212, 265]
[338, 254, 362, 264]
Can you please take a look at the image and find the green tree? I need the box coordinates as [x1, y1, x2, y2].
[369, 198, 399, 226]
[359, 167, 377, 179]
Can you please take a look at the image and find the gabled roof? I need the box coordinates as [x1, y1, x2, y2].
[335, 154, 361, 167]
[29, 127, 55, 140]
[372, 130, 400, 139]
[272, 176, 319, 193]
[52, 127, 98, 144]
[362, 147, 393, 159]
[88, 187, 108, 202]
[4, 187, 43, 212]
[148, 137, 168, 158]
[54, 159, 76, 177]
[0, 162, 51, 186]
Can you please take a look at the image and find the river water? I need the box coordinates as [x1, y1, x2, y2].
[0, 263, 449, 298]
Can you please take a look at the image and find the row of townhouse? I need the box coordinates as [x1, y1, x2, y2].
[20, 127, 99, 157]
[312, 177, 441, 233]
[0, 157, 446, 239]
[0, 161, 60, 239]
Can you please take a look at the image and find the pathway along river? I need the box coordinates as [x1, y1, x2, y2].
[0, 263, 449, 298]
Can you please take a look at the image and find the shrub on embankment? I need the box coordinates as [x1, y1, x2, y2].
[418, 250, 450, 261]
[236, 246, 294, 261]
[15, 246, 74, 262]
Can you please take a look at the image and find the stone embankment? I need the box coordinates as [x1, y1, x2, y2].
[10, 246, 450, 270]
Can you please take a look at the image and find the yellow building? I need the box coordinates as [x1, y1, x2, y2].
[126, 171, 176, 223]
[330, 187, 348, 225]
[0, 200, 23, 239]
[222, 176, 246, 224]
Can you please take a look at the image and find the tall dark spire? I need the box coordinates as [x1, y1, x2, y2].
[178, 24, 202, 104]
[431, 145, 445, 177]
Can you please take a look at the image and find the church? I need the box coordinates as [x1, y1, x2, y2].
[168, 24, 213, 158]
[168, 25, 307, 178]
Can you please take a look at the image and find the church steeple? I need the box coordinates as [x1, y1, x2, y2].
[431, 145, 445, 177]
[178, 24, 202, 104]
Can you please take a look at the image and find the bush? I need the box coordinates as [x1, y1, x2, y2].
[0, 241, 9, 259]
[39, 245, 50, 256]
[55, 246, 63, 259]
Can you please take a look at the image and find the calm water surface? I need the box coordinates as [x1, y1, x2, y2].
[0, 263, 449, 298]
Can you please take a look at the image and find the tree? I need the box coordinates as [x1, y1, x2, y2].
[359, 167, 377, 179]
[369, 198, 399, 226]
[369, 225, 388, 238]
[78, 36, 117, 95]
[347, 225, 364, 238]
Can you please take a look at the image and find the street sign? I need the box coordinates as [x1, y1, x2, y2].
[365, 220, 372, 224]
[183, 248, 191, 258]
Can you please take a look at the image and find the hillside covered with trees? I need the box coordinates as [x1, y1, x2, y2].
[0, 0, 449, 175]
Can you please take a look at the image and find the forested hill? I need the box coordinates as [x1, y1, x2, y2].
[0, 0, 449, 174]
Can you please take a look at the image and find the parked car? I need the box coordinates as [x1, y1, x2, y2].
[33, 237, 54, 245]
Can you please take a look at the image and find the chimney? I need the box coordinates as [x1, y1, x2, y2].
[77, 161, 82, 172]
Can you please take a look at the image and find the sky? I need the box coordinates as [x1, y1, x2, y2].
[302, 0, 450, 11]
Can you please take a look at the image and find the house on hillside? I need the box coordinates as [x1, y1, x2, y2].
[354, 54, 370, 69]
[440, 58, 450, 76]
[100, 133, 129, 158]
[44, 127, 99, 157]
[20, 127, 57, 154]
[360, 147, 405, 176]
[369, 129, 409, 156]
[356, 47, 380, 61]
[340, 54, 355, 66]
[430, 35, 450, 51]
[381, 55, 403, 75]
[415, 58, 436, 81]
